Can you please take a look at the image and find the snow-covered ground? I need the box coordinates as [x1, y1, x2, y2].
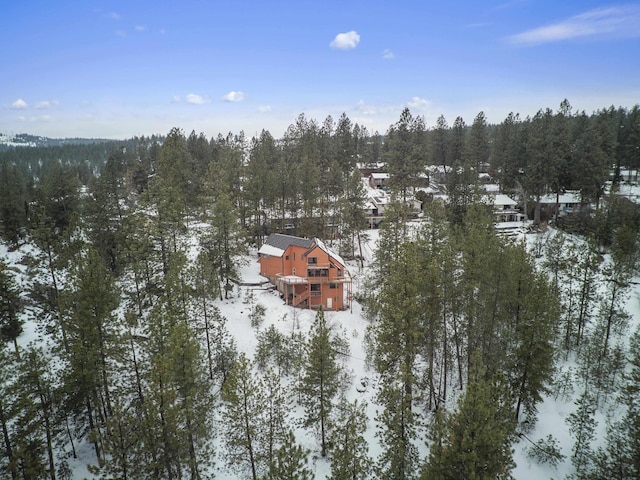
[2, 221, 639, 479]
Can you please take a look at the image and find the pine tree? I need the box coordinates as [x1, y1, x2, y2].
[61, 246, 120, 465]
[0, 261, 25, 357]
[204, 191, 247, 299]
[0, 343, 18, 479]
[328, 397, 372, 480]
[384, 108, 427, 205]
[339, 168, 369, 266]
[371, 239, 425, 480]
[300, 307, 345, 458]
[465, 111, 489, 172]
[245, 130, 279, 241]
[222, 353, 262, 480]
[260, 368, 293, 469]
[422, 354, 515, 480]
[138, 306, 215, 479]
[592, 327, 640, 479]
[12, 347, 60, 480]
[375, 381, 419, 480]
[0, 162, 27, 247]
[164, 321, 214, 479]
[623, 328, 640, 476]
[567, 390, 597, 477]
[421, 408, 447, 480]
[99, 395, 141, 480]
[431, 115, 449, 174]
[265, 430, 313, 480]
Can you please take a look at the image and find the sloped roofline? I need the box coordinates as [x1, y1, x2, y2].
[261, 233, 346, 268]
[262, 233, 314, 251]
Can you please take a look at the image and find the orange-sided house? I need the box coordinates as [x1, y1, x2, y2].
[258, 233, 352, 311]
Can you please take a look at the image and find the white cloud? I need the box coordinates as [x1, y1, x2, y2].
[355, 99, 377, 116]
[186, 93, 210, 105]
[382, 48, 395, 59]
[116, 30, 126, 38]
[11, 98, 28, 109]
[135, 25, 146, 32]
[35, 100, 59, 109]
[508, 5, 640, 45]
[330, 31, 360, 50]
[354, 100, 397, 117]
[172, 95, 181, 103]
[408, 96, 430, 109]
[257, 105, 272, 113]
[222, 91, 246, 102]
[94, 9, 121, 20]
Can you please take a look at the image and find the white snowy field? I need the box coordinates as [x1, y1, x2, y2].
[2, 223, 639, 479]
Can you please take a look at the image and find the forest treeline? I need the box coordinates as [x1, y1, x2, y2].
[0, 101, 640, 479]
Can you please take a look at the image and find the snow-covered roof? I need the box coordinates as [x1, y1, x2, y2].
[425, 165, 447, 173]
[356, 161, 385, 170]
[494, 194, 517, 206]
[314, 238, 347, 268]
[258, 243, 285, 257]
[483, 183, 500, 193]
[539, 192, 582, 204]
[370, 172, 390, 179]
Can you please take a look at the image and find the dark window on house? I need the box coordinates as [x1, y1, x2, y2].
[321, 269, 329, 277]
[285, 255, 290, 260]
[308, 257, 317, 264]
[311, 284, 321, 292]
[329, 283, 337, 289]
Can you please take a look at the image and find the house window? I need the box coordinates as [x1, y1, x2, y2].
[337, 269, 342, 277]
[329, 283, 337, 289]
[292, 268, 296, 275]
[285, 255, 290, 260]
[321, 269, 329, 277]
[308, 257, 318, 264]
[311, 284, 320, 292]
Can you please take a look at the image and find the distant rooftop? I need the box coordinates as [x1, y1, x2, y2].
[263, 233, 314, 252]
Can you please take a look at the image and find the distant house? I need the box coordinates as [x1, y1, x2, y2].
[357, 162, 385, 178]
[258, 234, 352, 311]
[369, 172, 390, 189]
[539, 191, 583, 217]
[366, 189, 390, 228]
[492, 194, 525, 223]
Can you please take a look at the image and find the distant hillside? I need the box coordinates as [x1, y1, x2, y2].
[0, 132, 117, 150]
[0, 133, 165, 181]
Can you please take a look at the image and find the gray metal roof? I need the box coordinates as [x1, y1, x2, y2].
[263, 233, 314, 251]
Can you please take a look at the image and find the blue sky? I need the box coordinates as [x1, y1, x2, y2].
[2, 1, 639, 139]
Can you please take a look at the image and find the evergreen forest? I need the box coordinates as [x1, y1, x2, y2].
[1, 101, 640, 479]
